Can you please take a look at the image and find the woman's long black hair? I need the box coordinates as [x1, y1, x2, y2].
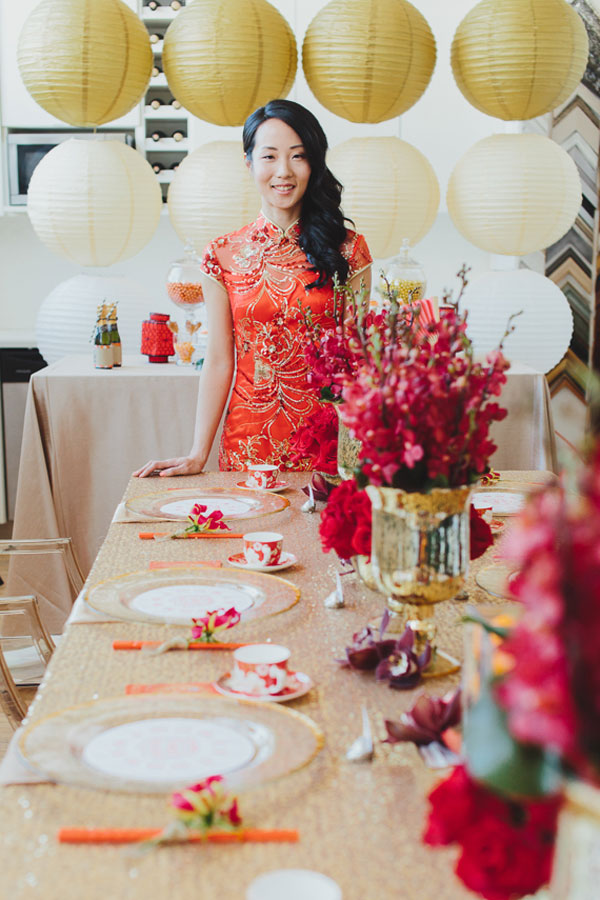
[243, 99, 350, 289]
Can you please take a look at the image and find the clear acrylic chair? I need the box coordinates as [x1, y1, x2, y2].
[0, 595, 55, 730]
[0, 538, 85, 597]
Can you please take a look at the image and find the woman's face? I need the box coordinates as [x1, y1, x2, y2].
[246, 118, 311, 225]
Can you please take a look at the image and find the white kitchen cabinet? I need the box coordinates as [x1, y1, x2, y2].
[0, 0, 142, 129]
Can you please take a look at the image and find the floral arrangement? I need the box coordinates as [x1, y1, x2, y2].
[423, 445, 600, 899]
[340, 299, 511, 491]
[184, 503, 230, 534]
[190, 608, 241, 643]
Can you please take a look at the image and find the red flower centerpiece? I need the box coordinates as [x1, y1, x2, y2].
[424, 445, 600, 898]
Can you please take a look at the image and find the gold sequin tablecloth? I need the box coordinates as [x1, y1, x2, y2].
[0, 471, 530, 900]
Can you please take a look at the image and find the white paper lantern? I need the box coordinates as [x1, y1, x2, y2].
[36, 274, 155, 365]
[167, 142, 260, 253]
[328, 137, 440, 258]
[28, 140, 162, 267]
[462, 269, 573, 373]
[447, 134, 581, 255]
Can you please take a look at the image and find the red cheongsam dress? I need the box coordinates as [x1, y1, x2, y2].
[200, 212, 372, 471]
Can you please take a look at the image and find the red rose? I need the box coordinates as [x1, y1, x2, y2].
[470, 505, 493, 560]
[319, 479, 372, 561]
[316, 438, 339, 476]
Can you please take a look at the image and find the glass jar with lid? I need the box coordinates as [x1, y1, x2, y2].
[166, 245, 207, 366]
[378, 238, 426, 305]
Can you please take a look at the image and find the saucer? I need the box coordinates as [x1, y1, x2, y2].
[236, 480, 290, 493]
[227, 551, 298, 572]
[214, 671, 313, 703]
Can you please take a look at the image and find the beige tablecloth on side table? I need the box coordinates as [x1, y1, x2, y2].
[9, 355, 219, 632]
[8, 356, 555, 632]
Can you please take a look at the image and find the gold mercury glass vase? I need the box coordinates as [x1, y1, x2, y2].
[366, 484, 471, 677]
[549, 780, 600, 899]
[351, 553, 378, 591]
[336, 406, 362, 481]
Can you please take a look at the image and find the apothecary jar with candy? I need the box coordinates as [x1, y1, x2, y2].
[378, 238, 426, 304]
[166, 245, 207, 366]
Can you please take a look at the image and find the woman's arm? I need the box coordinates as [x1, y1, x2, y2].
[133, 275, 235, 477]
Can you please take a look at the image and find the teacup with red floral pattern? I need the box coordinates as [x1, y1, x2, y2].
[230, 643, 291, 696]
[243, 531, 283, 567]
[245, 464, 279, 489]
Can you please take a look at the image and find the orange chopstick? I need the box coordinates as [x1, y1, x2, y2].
[149, 560, 222, 569]
[125, 683, 218, 695]
[113, 640, 249, 651]
[139, 532, 243, 540]
[58, 828, 299, 845]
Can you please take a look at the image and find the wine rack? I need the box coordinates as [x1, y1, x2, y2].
[139, 0, 189, 203]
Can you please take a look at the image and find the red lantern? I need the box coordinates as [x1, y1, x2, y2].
[141, 313, 175, 363]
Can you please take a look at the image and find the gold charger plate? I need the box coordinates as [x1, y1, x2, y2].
[475, 563, 518, 599]
[18, 694, 324, 794]
[126, 487, 289, 522]
[85, 567, 300, 626]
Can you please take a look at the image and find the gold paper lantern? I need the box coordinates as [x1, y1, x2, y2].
[167, 142, 261, 253]
[302, 0, 436, 124]
[451, 0, 589, 120]
[28, 140, 162, 267]
[18, 0, 152, 127]
[446, 134, 581, 255]
[328, 137, 440, 258]
[162, 0, 297, 127]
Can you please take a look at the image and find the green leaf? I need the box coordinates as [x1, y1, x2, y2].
[462, 612, 510, 640]
[465, 684, 563, 798]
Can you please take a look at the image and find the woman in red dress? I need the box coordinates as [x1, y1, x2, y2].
[135, 100, 371, 477]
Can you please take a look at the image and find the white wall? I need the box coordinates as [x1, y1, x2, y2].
[0, 0, 500, 334]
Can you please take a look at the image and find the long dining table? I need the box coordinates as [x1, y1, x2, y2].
[0, 470, 522, 900]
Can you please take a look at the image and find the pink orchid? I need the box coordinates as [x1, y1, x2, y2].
[190, 608, 241, 643]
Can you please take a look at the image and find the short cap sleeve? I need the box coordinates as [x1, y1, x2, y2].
[342, 232, 373, 280]
[200, 240, 225, 287]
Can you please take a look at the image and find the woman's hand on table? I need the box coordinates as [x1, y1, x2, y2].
[133, 456, 205, 478]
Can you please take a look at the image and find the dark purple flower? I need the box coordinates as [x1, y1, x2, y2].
[385, 690, 462, 746]
[375, 627, 432, 689]
[339, 609, 396, 670]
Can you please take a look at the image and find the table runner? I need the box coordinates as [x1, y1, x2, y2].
[0, 471, 523, 899]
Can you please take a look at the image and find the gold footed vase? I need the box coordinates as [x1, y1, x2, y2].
[549, 780, 600, 899]
[336, 407, 362, 481]
[366, 484, 471, 677]
[352, 554, 378, 591]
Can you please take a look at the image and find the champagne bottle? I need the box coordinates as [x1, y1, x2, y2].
[152, 161, 164, 174]
[172, 130, 185, 142]
[151, 64, 162, 78]
[147, 1, 161, 9]
[149, 33, 163, 45]
[150, 130, 166, 142]
[171, 1, 182, 9]
[108, 304, 122, 367]
[94, 305, 113, 369]
[150, 97, 163, 109]
[170, 98, 182, 109]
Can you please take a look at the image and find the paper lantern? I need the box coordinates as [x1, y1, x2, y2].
[36, 274, 157, 365]
[18, 0, 152, 127]
[167, 142, 261, 253]
[162, 0, 297, 127]
[462, 269, 573, 374]
[451, 0, 589, 120]
[28, 140, 162, 267]
[328, 137, 440, 258]
[302, 0, 436, 123]
[447, 134, 581, 256]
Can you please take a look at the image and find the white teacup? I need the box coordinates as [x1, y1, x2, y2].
[230, 643, 291, 696]
[243, 531, 283, 567]
[246, 464, 279, 489]
[247, 869, 343, 900]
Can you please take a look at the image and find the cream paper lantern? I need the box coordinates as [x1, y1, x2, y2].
[451, 0, 589, 120]
[162, 0, 297, 127]
[28, 140, 162, 267]
[328, 137, 440, 259]
[302, 0, 436, 123]
[167, 142, 261, 254]
[18, 0, 152, 127]
[447, 134, 581, 256]
[462, 269, 573, 374]
[36, 274, 155, 366]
